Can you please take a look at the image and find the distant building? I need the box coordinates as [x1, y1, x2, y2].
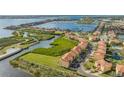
[98, 45, 106, 49]
[78, 41, 88, 49]
[93, 31, 101, 36]
[96, 49, 106, 55]
[98, 40, 106, 46]
[108, 30, 116, 38]
[93, 52, 105, 60]
[116, 64, 124, 76]
[93, 40, 106, 61]
[95, 60, 112, 73]
[90, 35, 97, 41]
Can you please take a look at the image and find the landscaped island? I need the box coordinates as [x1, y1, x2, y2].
[77, 17, 94, 24]
[0, 27, 60, 60]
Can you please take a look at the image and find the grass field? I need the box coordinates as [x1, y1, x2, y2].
[19, 53, 76, 73]
[20, 53, 60, 68]
[10, 35, 79, 76]
[32, 36, 78, 56]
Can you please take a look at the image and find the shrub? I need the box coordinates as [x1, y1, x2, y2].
[32, 36, 78, 56]
[84, 61, 94, 70]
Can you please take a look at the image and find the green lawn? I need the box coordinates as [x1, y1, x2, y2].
[20, 53, 60, 68]
[19, 53, 76, 73]
[32, 36, 78, 56]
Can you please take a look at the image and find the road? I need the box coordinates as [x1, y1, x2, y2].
[78, 63, 97, 77]
[77, 44, 97, 77]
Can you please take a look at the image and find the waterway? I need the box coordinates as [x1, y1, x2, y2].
[0, 16, 97, 76]
[0, 16, 97, 38]
[36, 21, 97, 32]
[0, 17, 60, 38]
[0, 35, 59, 77]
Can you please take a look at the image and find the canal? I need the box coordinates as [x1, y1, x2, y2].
[0, 36, 59, 77]
[0, 16, 97, 76]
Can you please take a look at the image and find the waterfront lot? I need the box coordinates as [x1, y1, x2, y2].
[20, 53, 60, 68]
[32, 36, 78, 56]
[12, 53, 78, 76]
[0, 28, 56, 55]
[10, 36, 79, 76]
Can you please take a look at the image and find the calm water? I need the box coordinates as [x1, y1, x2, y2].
[0, 16, 97, 76]
[0, 17, 60, 38]
[0, 48, 21, 58]
[0, 36, 59, 77]
[36, 21, 97, 32]
[0, 16, 97, 38]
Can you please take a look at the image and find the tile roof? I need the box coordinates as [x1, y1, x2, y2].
[96, 60, 112, 67]
[98, 41, 106, 46]
[95, 59, 112, 72]
[116, 64, 124, 74]
[96, 49, 106, 55]
[93, 52, 105, 60]
[71, 46, 82, 55]
[61, 52, 73, 62]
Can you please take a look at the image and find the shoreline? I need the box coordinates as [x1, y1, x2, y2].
[4, 19, 75, 30]
[0, 35, 57, 61]
[0, 48, 22, 61]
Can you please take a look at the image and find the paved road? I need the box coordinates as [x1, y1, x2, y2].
[77, 44, 97, 77]
[78, 63, 97, 77]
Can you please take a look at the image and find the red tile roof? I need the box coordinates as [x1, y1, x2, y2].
[116, 64, 124, 74]
[95, 59, 112, 72]
[93, 52, 105, 60]
[72, 46, 82, 55]
[98, 46, 106, 51]
[61, 52, 73, 62]
[96, 49, 106, 55]
[98, 41, 106, 46]
[78, 42, 87, 49]
[60, 51, 77, 68]
[60, 32, 88, 68]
